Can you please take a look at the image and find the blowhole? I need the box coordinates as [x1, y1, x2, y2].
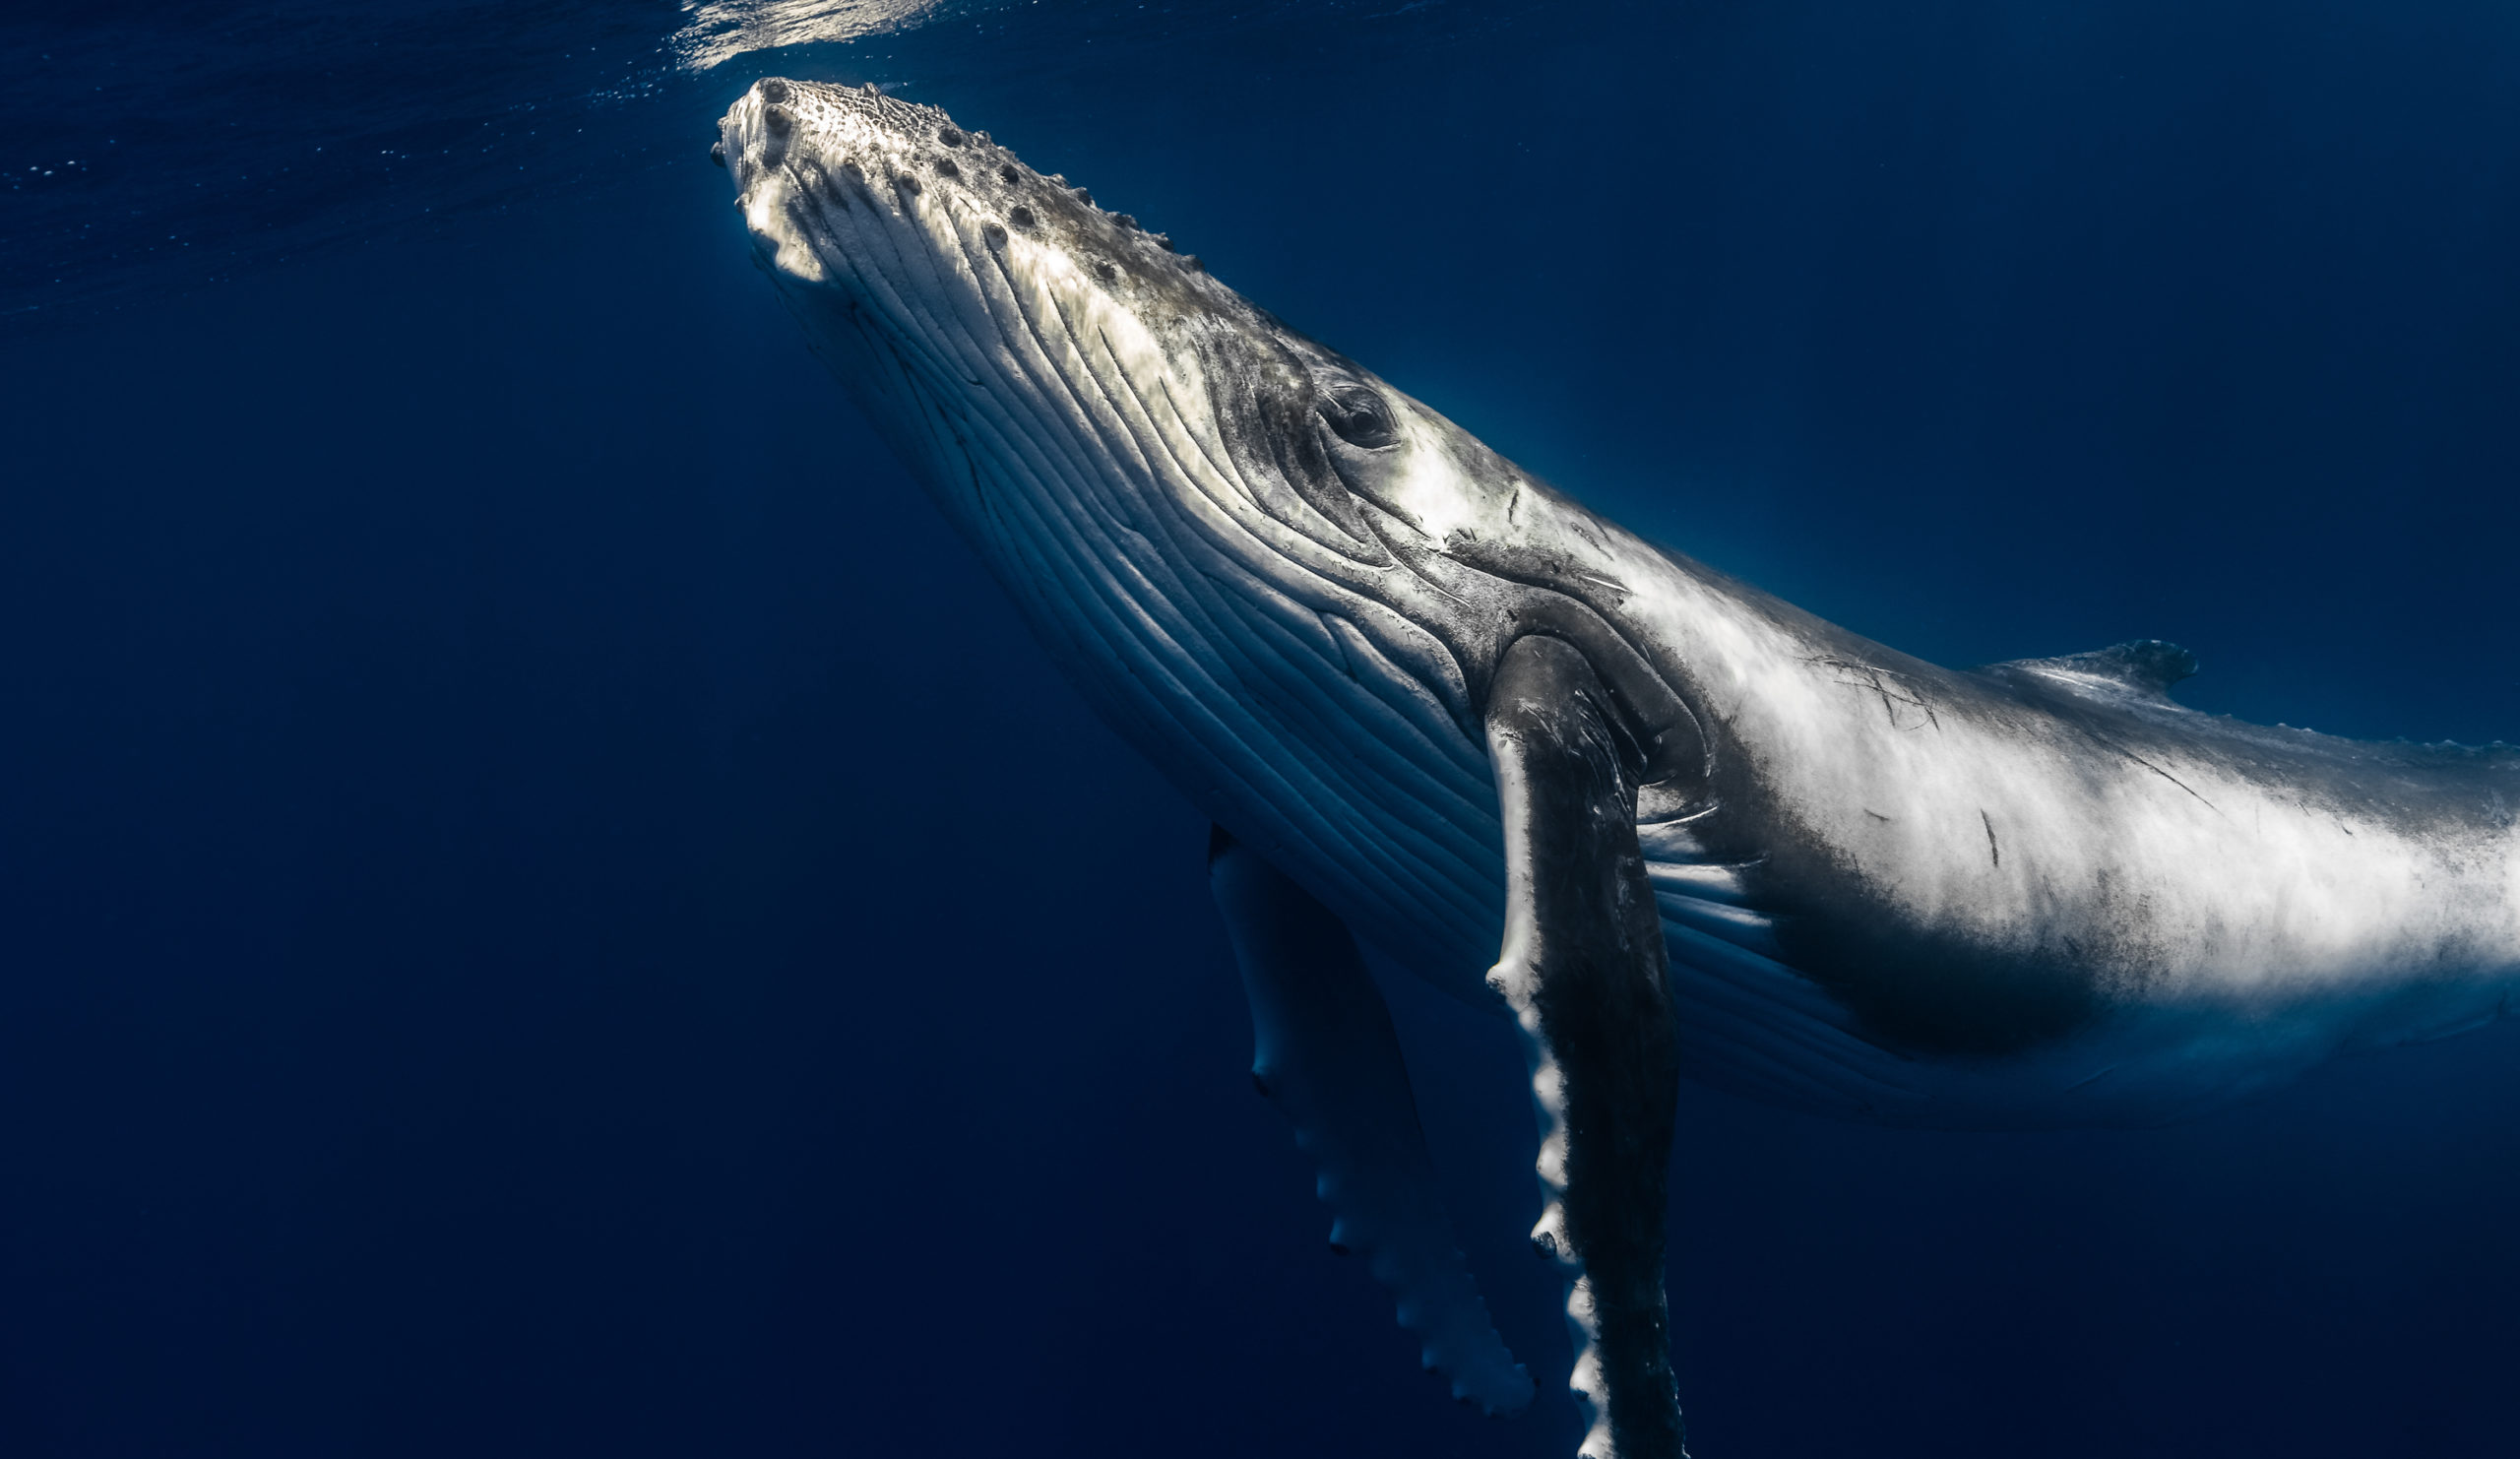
[1010, 205, 1037, 229]
[938, 126, 966, 148]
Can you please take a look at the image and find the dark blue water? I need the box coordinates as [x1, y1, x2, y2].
[6, 3, 2518, 1455]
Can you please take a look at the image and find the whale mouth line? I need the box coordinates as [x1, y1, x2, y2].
[714, 72, 1731, 924]
[719, 75, 1722, 800]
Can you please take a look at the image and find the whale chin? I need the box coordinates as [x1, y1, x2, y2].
[719, 77, 1523, 995]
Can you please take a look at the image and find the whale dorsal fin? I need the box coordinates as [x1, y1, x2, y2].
[1986, 639, 2199, 704]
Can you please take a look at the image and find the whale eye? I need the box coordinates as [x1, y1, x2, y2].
[1318, 384, 1399, 450]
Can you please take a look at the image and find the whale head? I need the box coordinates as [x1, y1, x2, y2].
[716, 79, 1524, 569]
[716, 80, 1709, 948]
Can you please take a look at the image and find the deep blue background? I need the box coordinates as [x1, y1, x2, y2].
[5, 3, 2518, 1455]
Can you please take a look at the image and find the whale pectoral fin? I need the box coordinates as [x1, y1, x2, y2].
[1484, 634, 1685, 1459]
[1208, 826, 1535, 1418]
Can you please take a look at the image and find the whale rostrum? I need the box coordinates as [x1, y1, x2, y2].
[717, 79, 2520, 1457]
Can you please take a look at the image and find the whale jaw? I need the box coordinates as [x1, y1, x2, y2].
[716, 78, 1542, 982]
[717, 78, 1276, 531]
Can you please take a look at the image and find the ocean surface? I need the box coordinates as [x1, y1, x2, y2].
[5, 2, 2519, 1455]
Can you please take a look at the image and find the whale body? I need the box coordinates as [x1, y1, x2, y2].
[714, 79, 2520, 1457]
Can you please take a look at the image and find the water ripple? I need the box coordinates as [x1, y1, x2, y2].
[0, 0, 1494, 332]
[672, 0, 967, 72]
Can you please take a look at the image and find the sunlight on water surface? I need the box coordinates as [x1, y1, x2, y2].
[672, 0, 965, 71]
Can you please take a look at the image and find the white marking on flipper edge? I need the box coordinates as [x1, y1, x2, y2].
[1210, 836, 1535, 1416]
[1486, 635, 1684, 1458]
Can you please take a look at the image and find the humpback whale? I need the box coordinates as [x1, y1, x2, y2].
[714, 80, 2520, 1457]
